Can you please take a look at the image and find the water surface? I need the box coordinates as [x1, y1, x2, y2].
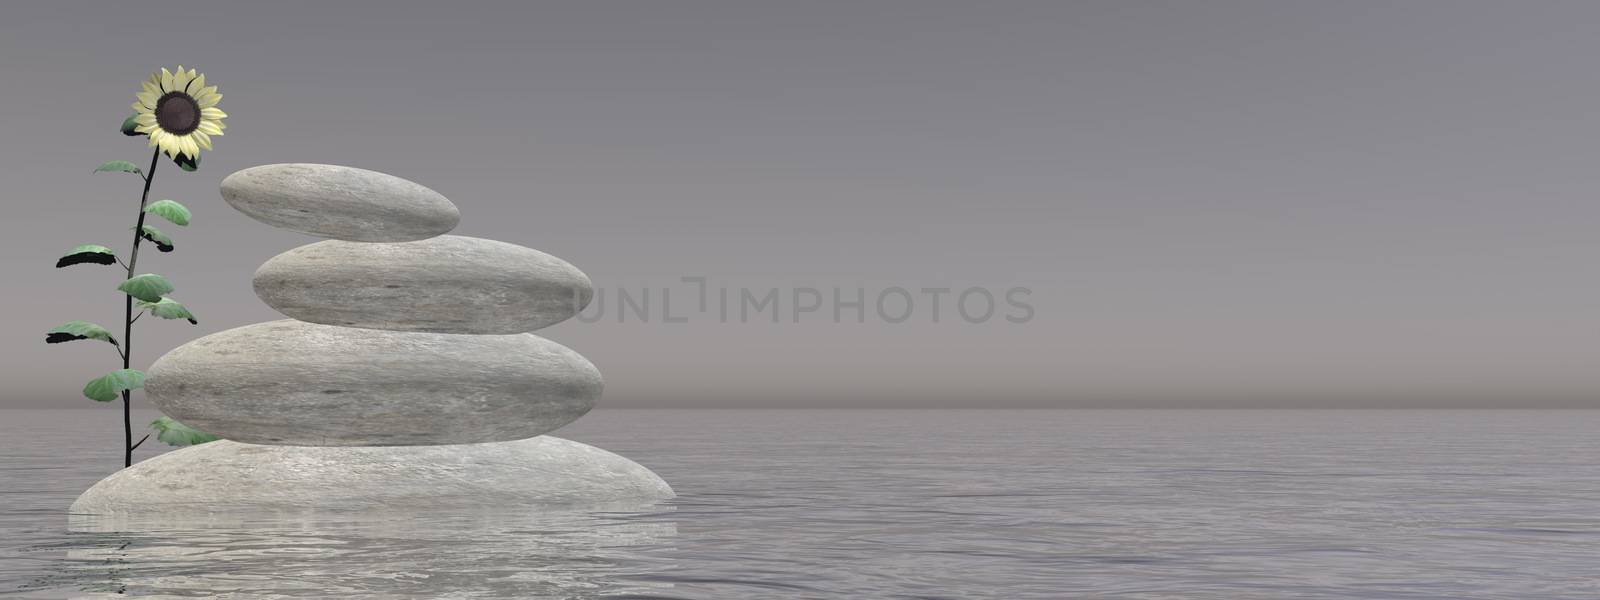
[3, 409, 1599, 598]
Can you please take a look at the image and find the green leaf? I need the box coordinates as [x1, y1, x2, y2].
[150, 416, 220, 446]
[143, 199, 191, 226]
[138, 225, 175, 252]
[83, 369, 143, 402]
[56, 244, 117, 268]
[117, 273, 174, 302]
[94, 160, 142, 176]
[120, 114, 144, 137]
[136, 297, 198, 324]
[174, 153, 199, 172]
[46, 321, 119, 346]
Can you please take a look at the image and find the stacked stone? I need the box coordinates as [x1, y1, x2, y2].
[73, 164, 672, 513]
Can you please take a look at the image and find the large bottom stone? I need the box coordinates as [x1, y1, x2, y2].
[70, 437, 673, 514]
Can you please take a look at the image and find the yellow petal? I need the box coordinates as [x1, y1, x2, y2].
[194, 132, 213, 150]
[158, 134, 180, 156]
[134, 123, 157, 134]
[136, 90, 159, 108]
[135, 113, 157, 126]
[160, 68, 174, 92]
[189, 73, 205, 93]
[184, 136, 201, 157]
[174, 69, 194, 93]
[197, 120, 223, 135]
[201, 107, 227, 120]
[132, 101, 148, 113]
[196, 90, 221, 108]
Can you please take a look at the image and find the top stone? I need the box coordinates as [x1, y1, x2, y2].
[221, 164, 460, 242]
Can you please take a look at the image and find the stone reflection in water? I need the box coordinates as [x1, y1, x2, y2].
[62, 505, 677, 598]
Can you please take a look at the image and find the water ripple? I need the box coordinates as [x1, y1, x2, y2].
[3, 409, 1600, 598]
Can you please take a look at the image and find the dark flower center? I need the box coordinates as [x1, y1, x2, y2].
[154, 92, 201, 136]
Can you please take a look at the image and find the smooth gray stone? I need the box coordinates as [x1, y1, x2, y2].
[70, 437, 674, 513]
[221, 163, 459, 241]
[254, 235, 593, 334]
[145, 320, 600, 446]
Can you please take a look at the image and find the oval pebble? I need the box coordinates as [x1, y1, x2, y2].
[145, 320, 600, 446]
[70, 437, 673, 514]
[221, 164, 459, 241]
[253, 235, 592, 334]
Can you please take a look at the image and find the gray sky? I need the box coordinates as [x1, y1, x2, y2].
[4, 1, 1599, 408]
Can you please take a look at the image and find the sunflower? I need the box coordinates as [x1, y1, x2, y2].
[131, 66, 225, 160]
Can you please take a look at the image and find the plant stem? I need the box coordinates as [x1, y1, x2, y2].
[120, 148, 160, 468]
